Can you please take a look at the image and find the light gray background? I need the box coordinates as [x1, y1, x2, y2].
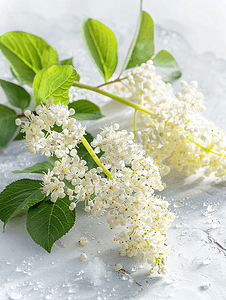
[0, 1, 226, 299]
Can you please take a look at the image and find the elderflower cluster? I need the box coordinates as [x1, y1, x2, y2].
[77, 124, 174, 273]
[16, 98, 85, 158]
[107, 61, 226, 179]
[16, 101, 175, 274]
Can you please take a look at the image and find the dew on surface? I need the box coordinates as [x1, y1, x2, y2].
[1, 2, 226, 300]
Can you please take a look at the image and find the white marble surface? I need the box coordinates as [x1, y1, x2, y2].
[0, 1, 226, 299]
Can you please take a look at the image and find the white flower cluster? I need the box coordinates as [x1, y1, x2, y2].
[16, 99, 85, 158]
[107, 61, 226, 179]
[16, 101, 175, 274]
[82, 124, 174, 273]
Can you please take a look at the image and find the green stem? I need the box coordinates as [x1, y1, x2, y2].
[96, 77, 128, 89]
[17, 110, 36, 118]
[121, 81, 138, 99]
[81, 136, 113, 180]
[133, 82, 143, 140]
[134, 110, 138, 140]
[186, 137, 222, 156]
[72, 82, 153, 116]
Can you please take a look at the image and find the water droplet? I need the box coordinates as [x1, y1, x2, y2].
[6, 258, 14, 265]
[202, 258, 211, 265]
[55, 239, 66, 248]
[68, 285, 79, 293]
[175, 223, 184, 228]
[200, 282, 211, 290]
[7, 291, 23, 299]
[174, 201, 184, 208]
[15, 267, 23, 272]
[212, 222, 220, 229]
[207, 204, 217, 212]
[181, 230, 187, 236]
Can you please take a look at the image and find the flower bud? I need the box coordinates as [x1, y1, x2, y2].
[15, 118, 21, 126]
[79, 237, 88, 246]
[114, 263, 122, 271]
[79, 253, 87, 261]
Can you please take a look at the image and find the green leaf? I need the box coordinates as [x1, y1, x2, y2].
[13, 161, 53, 174]
[52, 124, 63, 132]
[0, 79, 31, 111]
[10, 65, 22, 83]
[33, 65, 79, 105]
[27, 195, 75, 252]
[14, 128, 25, 141]
[152, 50, 182, 83]
[83, 18, 117, 81]
[0, 31, 59, 86]
[121, 8, 154, 72]
[60, 58, 74, 67]
[48, 154, 59, 166]
[0, 104, 17, 149]
[0, 179, 44, 229]
[68, 99, 104, 120]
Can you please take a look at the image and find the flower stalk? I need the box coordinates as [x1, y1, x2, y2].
[80, 136, 113, 179]
[72, 82, 153, 116]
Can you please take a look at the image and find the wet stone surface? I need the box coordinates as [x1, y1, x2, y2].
[1, 1, 226, 299]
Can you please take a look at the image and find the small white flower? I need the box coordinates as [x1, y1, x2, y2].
[69, 202, 76, 210]
[79, 237, 88, 246]
[15, 118, 21, 126]
[79, 253, 87, 261]
[84, 206, 91, 212]
[24, 110, 31, 117]
[114, 263, 122, 271]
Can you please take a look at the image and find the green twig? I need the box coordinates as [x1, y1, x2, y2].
[72, 82, 153, 116]
[81, 136, 113, 179]
[96, 77, 128, 89]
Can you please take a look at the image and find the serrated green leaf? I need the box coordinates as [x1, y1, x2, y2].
[0, 179, 44, 229]
[0, 79, 31, 111]
[152, 50, 182, 83]
[68, 99, 104, 120]
[0, 31, 59, 86]
[0, 104, 17, 149]
[122, 8, 154, 72]
[27, 195, 75, 253]
[33, 65, 79, 105]
[83, 18, 117, 82]
[13, 161, 53, 174]
[60, 58, 74, 67]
